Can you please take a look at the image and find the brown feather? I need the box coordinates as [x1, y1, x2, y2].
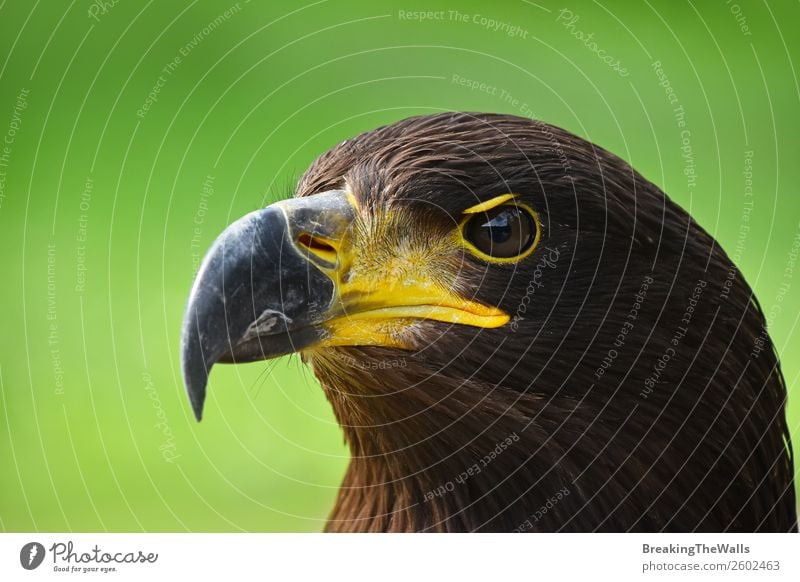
[296, 112, 795, 532]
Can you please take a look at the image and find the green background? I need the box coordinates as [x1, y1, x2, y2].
[1, 0, 798, 532]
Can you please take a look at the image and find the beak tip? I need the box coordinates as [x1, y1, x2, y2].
[181, 330, 210, 423]
[191, 400, 204, 422]
[183, 364, 208, 422]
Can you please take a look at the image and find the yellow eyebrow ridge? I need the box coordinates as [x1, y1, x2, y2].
[462, 193, 518, 214]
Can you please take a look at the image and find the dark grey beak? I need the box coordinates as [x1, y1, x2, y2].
[180, 191, 354, 421]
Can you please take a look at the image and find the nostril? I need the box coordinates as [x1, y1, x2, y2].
[297, 232, 338, 264]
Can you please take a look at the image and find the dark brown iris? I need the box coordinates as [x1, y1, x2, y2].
[464, 205, 535, 258]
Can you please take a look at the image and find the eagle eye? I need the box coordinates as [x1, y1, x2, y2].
[462, 204, 538, 261]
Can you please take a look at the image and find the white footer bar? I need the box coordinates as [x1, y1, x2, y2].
[1, 533, 797, 581]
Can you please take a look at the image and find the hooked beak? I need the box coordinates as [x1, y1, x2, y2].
[181, 190, 508, 421]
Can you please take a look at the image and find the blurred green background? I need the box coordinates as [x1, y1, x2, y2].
[0, 0, 798, 532]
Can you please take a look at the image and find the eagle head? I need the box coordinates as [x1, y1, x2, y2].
[181, 112, 795, 532]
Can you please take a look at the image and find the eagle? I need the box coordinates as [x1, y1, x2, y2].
[181, 112, 796, 532]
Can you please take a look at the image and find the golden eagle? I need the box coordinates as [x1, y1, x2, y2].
[181, 113, 796, 532]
